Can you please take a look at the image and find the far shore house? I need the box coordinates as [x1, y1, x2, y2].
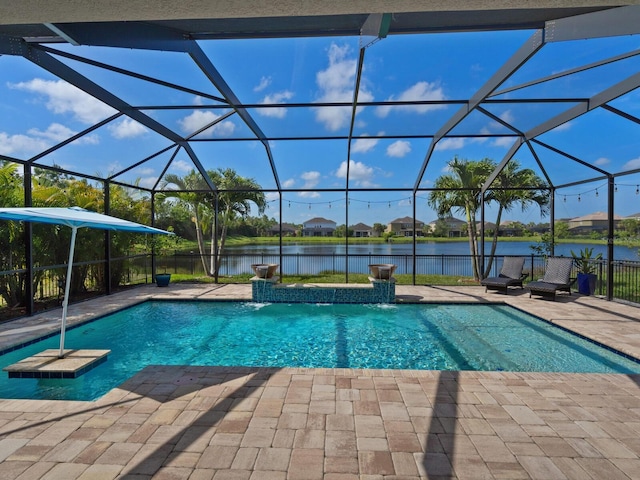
[350, 222, 373, 237]
[387, 216, 426, 237]
[427, 216, 466, 237]
[302, 217, 336, 237]
[498, 220, 524, 237]
[268, 223, 298, 236]
[475, 221, 497, 235]
[568, 211, 623, 234]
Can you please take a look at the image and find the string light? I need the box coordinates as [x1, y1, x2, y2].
[595, 189, 598, 198]
[637, 185, 639, 195]
[615, 184, 618, 193]
[577, 194, 581, 202]
[563, 196, 566, 203]
[367, 202, 370, 209]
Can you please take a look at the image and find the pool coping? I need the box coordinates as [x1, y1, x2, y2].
[2, 284, 640, 479]
[2, 283, 640, 379]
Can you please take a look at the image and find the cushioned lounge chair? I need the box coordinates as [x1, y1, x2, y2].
[526, 256, 575, 301]
[481, 257, 528, 294]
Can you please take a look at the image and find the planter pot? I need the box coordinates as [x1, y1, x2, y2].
[576, 272, 597, 295]
[251, 264, 279, 279]
[155, 273, 171, 287]
[368, 264, 397, 280]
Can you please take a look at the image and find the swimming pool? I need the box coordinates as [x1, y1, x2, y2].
[1, 301, 639, 401]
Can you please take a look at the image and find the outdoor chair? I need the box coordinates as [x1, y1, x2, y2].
[480, 257, 528, 294]
[526, 256, 575, 301]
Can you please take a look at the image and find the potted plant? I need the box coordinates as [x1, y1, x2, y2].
[570, 247, 602, 295]
[154, 227, 176, 287]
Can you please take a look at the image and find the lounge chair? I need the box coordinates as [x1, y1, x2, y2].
[481, 257, 527, 294]
[526, 256, 575, 301]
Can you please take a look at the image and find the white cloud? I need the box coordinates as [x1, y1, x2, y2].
[0, 131, 50, 156]
[335, 159, 376, 187]
[376, 81, 446, 118]
[594, 157, 610, 166]
[138, 176, 159, 189]
[265, 192, 280, 201]
[314, 43, 374, 131]
[499, 110, 515, 124]
[108, 118, 148, 139]
[27, 123, 99, 145]
[282, 178, 296, 188]
[137, 167, 155, 176]
[492, 136, 517, 148]
[298, 191, 320, 198]
[387, 140, 411, 158]
[435, 137, 466, 151]
[301, 170, 321, 188]
[352, 135, 380, 154]
[254, 76, 272, 92]
[623, 157, 640, 171]
[170, 159, 193, 173]
[292, 171, 322, 197]
[258, 90, 294, 118]
[9, 78, 116, 124]
[178, 110, 236, 137]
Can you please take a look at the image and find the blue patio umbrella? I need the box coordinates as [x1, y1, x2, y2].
[0, 206, 171, 357]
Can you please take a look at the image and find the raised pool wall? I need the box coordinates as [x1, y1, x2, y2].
[251, 277, 396, 303]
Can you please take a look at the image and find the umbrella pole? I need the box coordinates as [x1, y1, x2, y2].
[59, 226, 78, 358]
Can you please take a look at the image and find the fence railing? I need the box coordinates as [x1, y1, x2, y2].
[2, 253, 640, 320]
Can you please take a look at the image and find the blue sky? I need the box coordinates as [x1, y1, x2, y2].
[1, 28, 639, 227]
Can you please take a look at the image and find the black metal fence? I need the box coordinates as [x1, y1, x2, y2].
[2, 253, 639, 320]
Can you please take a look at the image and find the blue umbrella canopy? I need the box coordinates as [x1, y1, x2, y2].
[0, 206, 171, 358]
[0, 206, 170, 234]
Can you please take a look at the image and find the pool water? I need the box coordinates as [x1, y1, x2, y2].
[1, 301, 639, 401]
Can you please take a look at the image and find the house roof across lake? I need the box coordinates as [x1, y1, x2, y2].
[570, 212, 624, 222]
[303, 217, 336, 225]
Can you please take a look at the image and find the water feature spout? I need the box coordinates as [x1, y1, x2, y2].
[251, 263, 279, 278]
[368, 264, 396, 280]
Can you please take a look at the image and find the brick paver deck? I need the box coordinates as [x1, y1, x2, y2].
[1, 283, 639, 479]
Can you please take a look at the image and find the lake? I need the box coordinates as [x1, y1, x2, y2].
[224, 241, 638, 259]
[213, 241, 639, 277]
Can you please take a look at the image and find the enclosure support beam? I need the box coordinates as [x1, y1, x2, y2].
[413, 29, 544, 192]
[412, 192, 417, 286]
[23, 165, 34, 317]
[607, 176, 615, 301]
[480, 192, 486, 279]
[104, 181, 112, 296]
[150, 192, 157, 281]
[345, 47, 367, 283]
[550, 188, 555, 257]
[214, 194, 219, 284]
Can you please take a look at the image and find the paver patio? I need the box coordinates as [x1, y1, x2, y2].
[1, 283, 640, 479]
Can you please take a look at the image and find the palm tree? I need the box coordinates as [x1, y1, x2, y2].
[428, 157, 548, 281]
[208, 168, 266, 276]
[162, 168, 265, 277]
[162, 171, 213, 274]
[483, 160, 549, 276]
[428, 157, 494, 280]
